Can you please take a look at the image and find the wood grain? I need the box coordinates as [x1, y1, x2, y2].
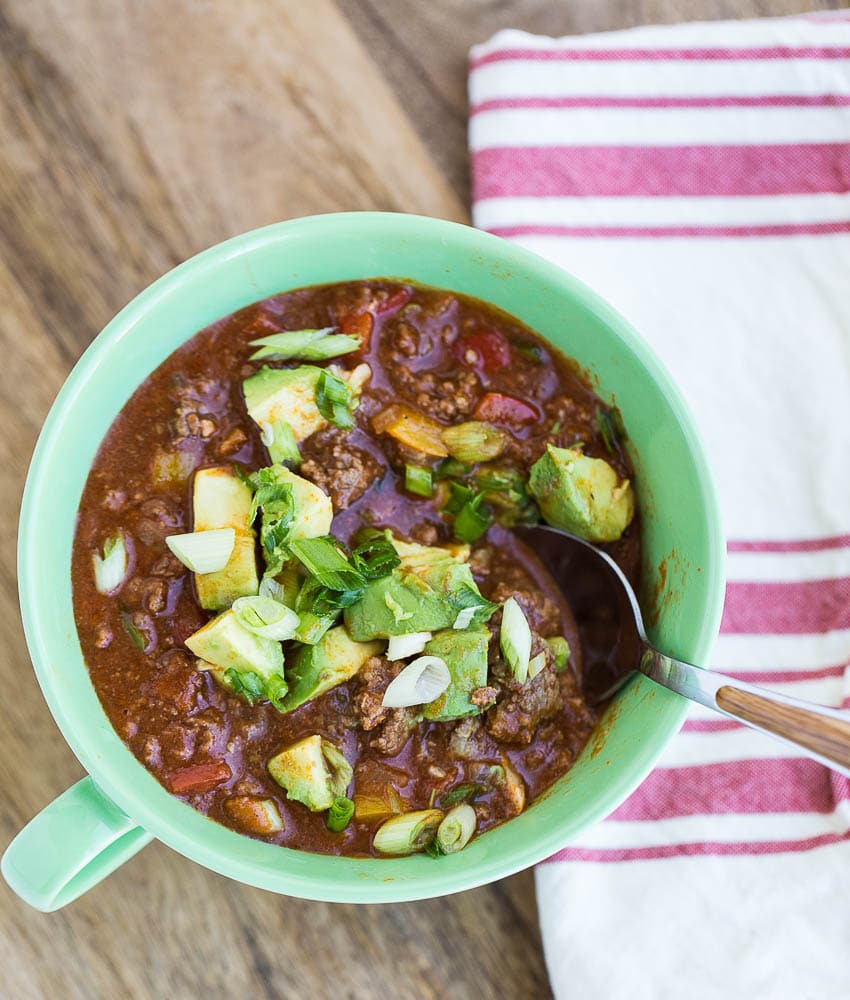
[339, 0, 839, 202]
[0, 0, 840, 997]
[717, 686, 850, 770]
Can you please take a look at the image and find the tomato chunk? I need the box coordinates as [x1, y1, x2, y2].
[372, 287, 412, 315]
[339, 311, 374, 349]
[474, 392, 538, 426]
[453, 327, 511, 374]
[167, 761, 231, 794]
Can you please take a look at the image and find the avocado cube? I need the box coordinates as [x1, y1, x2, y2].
[282, 626, 382, 711]
[186, 609, 283, 684]
[193, 467, 259, 609]
[344, 571, 455, 640]
[244, 366, 325, 443]
[422, 626, 491, 721]
[529, 445, 635, 543]
[267, 735, 352, 811]
[261, 465, 332, 539]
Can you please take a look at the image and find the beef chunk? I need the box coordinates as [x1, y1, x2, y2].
[300, 428, 384, 509]
[471, 686, 498, 707]
[486, 655, 563, 747]
[351, 656, 415, 756]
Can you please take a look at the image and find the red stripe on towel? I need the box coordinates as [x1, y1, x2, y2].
[471, 46, 850, 69]
[720, 578, 850, 634]
[473, 145, 850, 199]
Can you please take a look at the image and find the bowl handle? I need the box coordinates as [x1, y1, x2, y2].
[1, 776, 153, 911]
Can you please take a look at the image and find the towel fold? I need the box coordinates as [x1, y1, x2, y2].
[469, 12, 850, 999]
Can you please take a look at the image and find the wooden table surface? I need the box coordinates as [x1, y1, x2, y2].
[0, 1, 835, 996]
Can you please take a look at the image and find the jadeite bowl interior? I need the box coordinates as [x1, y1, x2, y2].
[19, 213, 724, 902]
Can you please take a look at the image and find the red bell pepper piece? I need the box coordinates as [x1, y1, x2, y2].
[167, 761, 231, 794]
[339, 310, 374, 349]
[372, 287, 412, 314]
[473, 392, 539, 426]
[453, 327, 511, 374]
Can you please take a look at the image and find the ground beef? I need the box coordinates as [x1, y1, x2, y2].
[485, 660, 563, 746]
[135, 497, 182, 546]
[378, 321, 481, 421]
[300, 428, 384, 509]
[350, 656, 415, 756]
[471, 686, 498, 707]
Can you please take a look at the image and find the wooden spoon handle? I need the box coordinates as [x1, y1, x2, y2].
[641, 649, 850, 778]
[716, 686, 850, 773]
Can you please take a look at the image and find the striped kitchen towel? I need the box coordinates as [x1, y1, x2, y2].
[470, 11, 850, 1000]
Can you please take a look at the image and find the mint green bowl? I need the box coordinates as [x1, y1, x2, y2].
[2, 213, 724, 910]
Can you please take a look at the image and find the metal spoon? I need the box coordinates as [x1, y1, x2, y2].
[517, 523, 850, 779]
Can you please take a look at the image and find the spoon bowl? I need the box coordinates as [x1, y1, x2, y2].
[518, 523, 850, 779]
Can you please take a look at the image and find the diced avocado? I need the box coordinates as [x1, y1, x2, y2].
[186, 609, 283, 681]
[528, 445, 635, 543]
[344, 571, 454, 640]
[267, 734, 353, 811]
[244, 365, 324, 443]
[193, 467, 259, 609]
[345, 556, 491, 641]
[243, 363, 371, 444]
[283, 626, 382, 711]
[194, 466, 254, 531]
[422, 626, 490, 721]
[260, 465, 332, 539]
[392, 536, 470, 568]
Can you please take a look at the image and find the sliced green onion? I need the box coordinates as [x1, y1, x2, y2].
[165, 528, 235, 575]
[500, 597, 532, 684]
[453, 494, 494, 544]
[261, 418, 301, 467]
[266, 674, 289, 711]
[528, 650, 547, 679]
[596, 407, 617, 454]
[316, 370, 355, 429]
[232, 595, 300, 640]
[387, 631, 432, 661]
[250, 328, 361, 362]
[259, 566, 300, 609]
[441, 421, 506, 464]
[434, 457, 470, 481]
[350, 535, 401, 581]
[452, 607, 475, 630]
[120, 611, 145, 650]
[546, 637, 571, 672]
[405, 464, 433, 498]
[224, 668, 266, 704]
[444, 480, 475, 515]
[448, 584, 499, 627]
[382, 655, 450, 708]
[435, 804, 476, 854]
[373, 809, 443, 855]
[288, 536, 364, 592]
[439, 783, 482, 807]
[250, 327, 332, 360]
[424, 838, 443, 859]
[294, 577, 339, 644]
[515, 342, 546, 364]
[93, 534, 128, 594]
[326, 796, 355, 833]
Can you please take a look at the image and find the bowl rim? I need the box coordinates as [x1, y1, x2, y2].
[17, 212, 725, 902]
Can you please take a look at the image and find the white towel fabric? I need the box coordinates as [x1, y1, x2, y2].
[469, 12, 850, 999]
